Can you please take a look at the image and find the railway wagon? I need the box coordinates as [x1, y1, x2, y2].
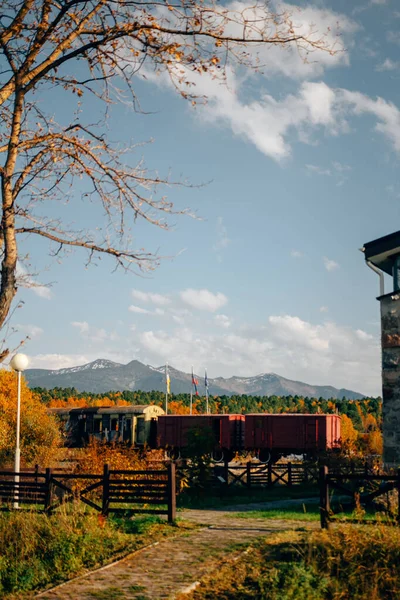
[157, 414, 245, 460]
[245, 413, 341, 461]
[49, 405, 164, 447]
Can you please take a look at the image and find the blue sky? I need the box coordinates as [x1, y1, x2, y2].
[11, 0, 400, 395]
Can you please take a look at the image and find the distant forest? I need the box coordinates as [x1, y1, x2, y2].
[33, 387, 382, 435]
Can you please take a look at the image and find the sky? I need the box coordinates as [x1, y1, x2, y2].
[9, 0, 400, 396]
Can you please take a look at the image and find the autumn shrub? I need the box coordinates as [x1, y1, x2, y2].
[72, 439, 165, 473]
[0, 505, 165, 596]
[0, 371, 62, 467]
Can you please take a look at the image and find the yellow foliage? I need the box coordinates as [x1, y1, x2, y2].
[0, 370, 62, 467]
[340, 414, 359, 454]
[74, 439, 164, 473]
[168, 401, 199, 415]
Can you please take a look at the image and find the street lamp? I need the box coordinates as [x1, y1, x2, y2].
[10, 353, 29, 508]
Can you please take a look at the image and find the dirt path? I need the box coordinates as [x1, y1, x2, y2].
[36, 503, 319, 600]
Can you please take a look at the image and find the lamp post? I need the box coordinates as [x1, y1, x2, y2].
[10, 353, 29, 508]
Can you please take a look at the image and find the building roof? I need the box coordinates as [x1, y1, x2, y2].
[363, 230, 400, 276]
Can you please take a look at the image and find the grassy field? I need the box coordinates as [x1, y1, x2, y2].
[0, 506, 194, 597]
[179, 524, 400, 600]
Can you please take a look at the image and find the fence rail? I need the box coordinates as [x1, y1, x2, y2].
[0, 463, 176, 522]
[176, 461, 321, 489]
[319, 465, 400, 529]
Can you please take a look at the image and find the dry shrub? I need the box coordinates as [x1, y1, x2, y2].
[185, 525, 400, 600]
[73, 439, 165, 473]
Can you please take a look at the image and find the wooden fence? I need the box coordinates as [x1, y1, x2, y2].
[319, 465, 400, 529]
[176, 461, 320, 489]
[0, 463, 176, 522]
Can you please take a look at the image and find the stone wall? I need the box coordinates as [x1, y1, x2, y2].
[380, 292, 400, 466]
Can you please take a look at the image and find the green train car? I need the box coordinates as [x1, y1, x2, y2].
[48, 405, 164, 447]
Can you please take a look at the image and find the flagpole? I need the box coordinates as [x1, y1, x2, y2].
[205, 368, 209, 414]
[165, 362, 169, 415]
[190, 365, 193, 415]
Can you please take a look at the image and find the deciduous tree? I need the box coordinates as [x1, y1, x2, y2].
[0, 369, 61, 466]
[0, 0, 334, 357]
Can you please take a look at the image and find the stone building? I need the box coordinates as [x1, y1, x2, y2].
[363, 230, 400, 466]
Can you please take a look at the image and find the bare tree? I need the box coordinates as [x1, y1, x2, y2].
[0, 0, 334, 358]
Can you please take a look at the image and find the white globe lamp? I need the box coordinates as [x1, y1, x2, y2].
[10, 353, 30, 372]
[10, 353, 29, 508]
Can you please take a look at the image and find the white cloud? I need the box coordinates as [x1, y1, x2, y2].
[290, 250, 304, 258]
[129, 304, 151, 314]
[144, 31, 400, 162]
[32, 286, 53, 299]
[332, 161, 352, 173]
[225, 2, 357, 80]
[320, 306, 329, 313]
[323, 257, 340, 271]
[269, 315, 329, 351]
[16, 262, 53, 299]
[71, 321, 118, 343]
[306, 164, 332, 176]
[131, 290, 171, 306]
[340, 89, 400, 153]
[28, 310, 380, 395]
[213, 217, 231, 261]
[376, 58, 400, 71]
[215, 314, 231, 329]
[71, 321, 89, 334]
[28, 354, 92, 370]
[138, 314, 380, 395]
[180, 289, 228, 312]
[15, 324, 43, 338]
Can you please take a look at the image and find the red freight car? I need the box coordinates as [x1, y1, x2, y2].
[245, 414, 341, 462]
[157, 414, 244, 460]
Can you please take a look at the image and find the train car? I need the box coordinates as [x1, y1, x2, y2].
[245, 413, 341, 461]
[48, 405, 164, 447]
[157, 414, 245, 460]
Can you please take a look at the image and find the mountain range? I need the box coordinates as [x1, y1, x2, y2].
[25, 358, 365, 400]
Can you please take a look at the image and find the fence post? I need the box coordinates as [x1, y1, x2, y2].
[223, 459, 229, 487]
[397, 468, 400, 525]
[167, 462, 176, 523]
[304, 463, 308, 484]
[44, 468, 53, 513]
[102, 463, 110, 517]
[319, 465, 330, 530]
[267, 462, 272, 487]
[34, 464, 39, 485]
[288, 462, 292, 487]
[246, 462, 251, 488]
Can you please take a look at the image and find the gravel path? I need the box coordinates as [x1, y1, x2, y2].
[35, 501, 319, 600]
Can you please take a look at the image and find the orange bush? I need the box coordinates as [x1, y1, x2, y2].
[0, 371, 61, 467]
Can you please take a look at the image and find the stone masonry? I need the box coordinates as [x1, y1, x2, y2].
[380, 292, 400, 466]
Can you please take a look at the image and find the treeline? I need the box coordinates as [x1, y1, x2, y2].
[33, 387, 382, 434]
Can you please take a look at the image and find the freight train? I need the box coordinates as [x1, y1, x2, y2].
[49, 406, 341, 462]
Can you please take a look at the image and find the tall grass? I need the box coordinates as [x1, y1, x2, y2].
[0, 505, 168, 596]
[183, 523, 400, 600]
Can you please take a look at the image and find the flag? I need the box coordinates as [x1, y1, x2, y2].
[192, 370, 199, 396]
[205, 370, 209, 390]
[166, 365, 170, 394]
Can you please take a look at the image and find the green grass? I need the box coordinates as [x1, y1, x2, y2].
[179, 525, 400, 600]
[0, 506, 193, 598]
[229, 503, 384, 523]
[229, 505, 320, 522]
